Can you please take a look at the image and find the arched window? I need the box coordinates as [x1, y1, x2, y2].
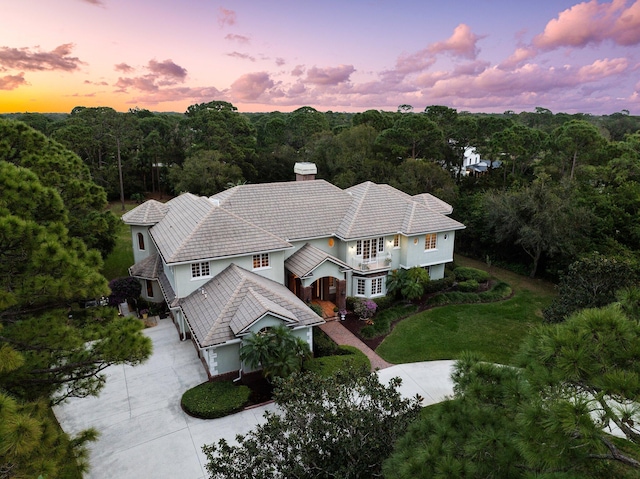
[137, 232, 145, 250]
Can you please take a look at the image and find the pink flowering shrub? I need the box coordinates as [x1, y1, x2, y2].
[354, 298, 377, 320]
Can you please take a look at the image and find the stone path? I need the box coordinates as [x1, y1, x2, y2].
[319, 320, 393, 370]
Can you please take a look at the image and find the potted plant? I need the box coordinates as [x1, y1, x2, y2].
[140, 308, 149, 319]
[339, 309, 347, 321]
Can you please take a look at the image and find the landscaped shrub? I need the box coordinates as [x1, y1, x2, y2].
[346, 296, 358, 310]
[313, 327, 343, 357]
[372, 295, 395, 311]
[303, 345, 370, 377]
[454, 267, 491, 283]
[354, 298, 377, 320]
[107, 276, 142, 307]
[181, 380, 251, 419]
[360, 303, 419, 339]
[423, 269, 456, 294]
[457, 279, 479, 293]
[427, 281, 511, 306]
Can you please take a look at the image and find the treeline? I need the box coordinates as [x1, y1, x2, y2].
[5, 102, 640, 282]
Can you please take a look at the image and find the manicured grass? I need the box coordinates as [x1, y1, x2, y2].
[376, 256, 557, 365]
[304, 345, 371, 376]
[101, 203, 136, 281]
[376, 289, 550, 365]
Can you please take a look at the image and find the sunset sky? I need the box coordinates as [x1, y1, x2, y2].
[2, 0, 639, 115]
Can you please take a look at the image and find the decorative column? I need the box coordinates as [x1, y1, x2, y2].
[336, 279, 347, 311]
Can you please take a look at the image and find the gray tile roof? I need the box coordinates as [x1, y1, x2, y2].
[210, 180, 352, 241]
[149, 193, 292, 264]
[129, 253, 161, 279]
[122, 200, 169, 225]
[285, 243, 350, 278]
[158, 271, 177, 307]
[412, 193, 454, 214]
[337, 182, 464, 238]
[178, 264, 324, 348]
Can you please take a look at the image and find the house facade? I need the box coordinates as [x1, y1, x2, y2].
[122, 163, 465, 378]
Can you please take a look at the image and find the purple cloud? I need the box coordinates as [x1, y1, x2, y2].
[225, 34, 250, 44]
[0, 43, 83, 71]
[305, 65, 355, 85]
[227, 51, 256, 62]
[114, 62, 134, 73]
[427, 24, 484, 59]
[230, 72, 275, 100]
[148, 59, 187, 80]
[218, 7, 236, 28]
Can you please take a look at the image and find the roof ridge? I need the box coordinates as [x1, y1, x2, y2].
[341, 181, 373, 238]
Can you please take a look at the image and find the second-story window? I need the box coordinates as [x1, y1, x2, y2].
[137, 232, 145, 250]
[191, 261, 210, 278]
[425, 233, 437, 250]
[253, 253, 270, 269]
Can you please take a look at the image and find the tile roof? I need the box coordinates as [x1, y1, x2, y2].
[337, 182, 464, 238]
[122, 200, 169, 225]
[285, 243, 350, 278]
[178, 264, 324, 348]
[129, 253, 161, 279]
[412, 193, 454, 214]
[210, 180, 352, 241]
[149, 193, 291, 264]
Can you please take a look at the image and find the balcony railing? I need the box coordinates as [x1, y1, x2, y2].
[348, 252, 392, 272]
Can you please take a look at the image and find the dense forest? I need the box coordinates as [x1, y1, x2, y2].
[3, 103, 640, 288]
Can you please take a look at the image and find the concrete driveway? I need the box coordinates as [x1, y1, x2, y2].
[54, 318, 454, 479]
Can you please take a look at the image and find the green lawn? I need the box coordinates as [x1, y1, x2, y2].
[101, 203, 136, 281]
[376, 256, 556, 365]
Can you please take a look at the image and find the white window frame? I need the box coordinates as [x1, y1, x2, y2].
[393, 234, 400, 248]
[252, 253, 270, 270]
[356, 278, 366, 296]
[191, 261, 211, 279]
[372, 277, 384, 295]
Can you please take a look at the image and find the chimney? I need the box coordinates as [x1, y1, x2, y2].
[294, 162, 317, 181]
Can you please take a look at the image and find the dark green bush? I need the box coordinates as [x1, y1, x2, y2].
[372, 295, 395, 311]
[308, 302, 323, 317]
[181, 380, 251, 419]
[313, 327, 343, 357]
[457, 279, 479, 293]
[346, 296, 358, 310]
[423, 269, 456, 294]
[454, 267, 491, 283]
[303, 346, 370, 377]
[360, 303, 419, 339]
[427, 281, 511, 306]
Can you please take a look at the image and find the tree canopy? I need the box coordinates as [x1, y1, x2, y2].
[203, 367, 421, 479]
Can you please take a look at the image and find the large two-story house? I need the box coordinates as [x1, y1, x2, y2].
[122, 163, 465, 378]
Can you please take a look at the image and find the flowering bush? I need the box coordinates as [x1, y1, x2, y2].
[353, 299, 377, 320]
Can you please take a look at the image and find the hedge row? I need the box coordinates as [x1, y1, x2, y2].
[181, 380, 251, 419]
[427, 281, 512, 306]
[453, 267, 491, 283]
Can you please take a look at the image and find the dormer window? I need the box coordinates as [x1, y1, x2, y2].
[137, 232, 145, 250]
[425, 233, 437, 250]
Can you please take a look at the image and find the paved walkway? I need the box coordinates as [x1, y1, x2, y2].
[319, 320, 393, 370]
[54, 319, 454, 479]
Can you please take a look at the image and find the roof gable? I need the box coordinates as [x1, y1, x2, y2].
[179, 264, 323, 348]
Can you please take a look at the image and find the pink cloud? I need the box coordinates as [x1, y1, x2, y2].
[394, 49, 437, 74]
[305, 65, 355, 85]
[147, 59, 187, 80]
[500, 46, 538, 69]
[275, 57, 286, 67]
[577, 57, 628, 80]
[427, 24, 484, 59]
[226, 51, 256, 62]
[0, 73, 26, 90]
[225, 34, 250, 44]
[218, 7, 236, 28]
[114, 62, 133, 73]
[534, 0, 640, 49]
[291, 65, 305, 76]
[230, 72, 274, 100]
[0, 43, 83, 71]
[121, 86, 226, 106]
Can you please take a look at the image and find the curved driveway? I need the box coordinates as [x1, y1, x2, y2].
[54, 318, 454, 479]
